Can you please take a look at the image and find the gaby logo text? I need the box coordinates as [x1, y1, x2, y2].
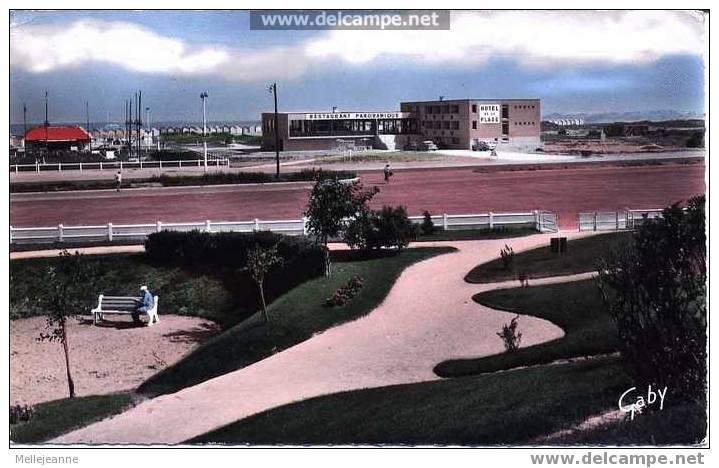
[618, 385, 668, 420]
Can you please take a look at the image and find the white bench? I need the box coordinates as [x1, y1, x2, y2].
[91, 294, 159, 326]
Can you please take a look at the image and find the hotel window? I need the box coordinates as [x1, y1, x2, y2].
[434, 106, 441, 114]
[472, 121, 477, 129]
[452, 137, 459, 144]
[451, 121, 459, 130]
[451, 105, 459, 113]
[442, 105, 450, 114]
[435, 121, 442, 129]
[472, 104, 477, 113]
[442, 121, 450, 129]
[426, 106, 433, 114]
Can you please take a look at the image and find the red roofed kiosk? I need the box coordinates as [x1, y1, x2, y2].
[25, 126, 91, 152]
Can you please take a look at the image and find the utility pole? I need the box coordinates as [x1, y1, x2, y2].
[86, 101, 91, 152]
[269, 82, 280, 177]
[200, 92, 208, 172]
[136, 91, 142, 158]
[126, 99, 132, 157]
[44, 91, 49, 162]
[146, 106, 151, 153]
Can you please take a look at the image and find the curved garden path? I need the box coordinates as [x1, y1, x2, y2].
[53, 232, 594, 444]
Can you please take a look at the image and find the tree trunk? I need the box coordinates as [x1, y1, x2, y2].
[61, 322, 75, 398]
[259, 282, 268, 323]
[324, 242, 331, 277]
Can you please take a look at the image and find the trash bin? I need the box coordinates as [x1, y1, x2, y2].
[550, 237, 568, 253]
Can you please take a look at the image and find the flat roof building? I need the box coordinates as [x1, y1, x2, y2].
[262, 98, 541, 152]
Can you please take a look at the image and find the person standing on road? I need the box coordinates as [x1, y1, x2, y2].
[384, 164, 393, 182]
[115, 171, 122, 192]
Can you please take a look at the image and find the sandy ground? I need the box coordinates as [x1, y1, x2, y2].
[11, 161, 704, 231]
[10, 315, 219, 406]
[11, 245, 146, 260]
[54, 233, 593, 444]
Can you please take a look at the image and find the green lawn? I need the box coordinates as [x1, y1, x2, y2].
[10, 253, 239, 327]
[435, 278, 618, 378]
[190, 357, 629, 445]
[10, 169, 356, 193]
[415, 227, 535, 242]
[465, 232, 634, 283]
[552, 403, 707, 445]
[316, 151, 441, 164]
[159, 132, 262, 145]
[10, 393, 133, 444]
[138, 247, 455, 397]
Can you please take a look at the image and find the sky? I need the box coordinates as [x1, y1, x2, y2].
[9, 10, 707, 124]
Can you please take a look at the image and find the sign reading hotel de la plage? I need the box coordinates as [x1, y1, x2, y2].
[479, 104, 500, 124]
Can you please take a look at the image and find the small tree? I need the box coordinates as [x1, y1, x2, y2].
[597, 195, 706, 402]
[245, 243, 283, 323]
[500, 244, 515, 270]
[345, 206, 417, 251]
[420, 211, 435, 236]
[37, 250, 94, 399]
[304, 179, 378, 275]
[497, 315, 522, 352]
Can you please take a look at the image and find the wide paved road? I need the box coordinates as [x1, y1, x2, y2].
[10, 161, 705, 229]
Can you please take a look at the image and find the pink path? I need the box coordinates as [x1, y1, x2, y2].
[52, 233, 595, 445]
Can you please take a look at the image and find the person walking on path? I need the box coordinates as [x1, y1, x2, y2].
[115, 171, 123, 192]
[384, 164, 393, 183]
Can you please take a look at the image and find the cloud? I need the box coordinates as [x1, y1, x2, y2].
[10, 11, 706, 82]
[11, 19, 229, 75]
[10, 18, 306, 81]
[304, 10, 706, 67]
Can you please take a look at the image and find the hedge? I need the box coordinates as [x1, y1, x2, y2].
[144, 230, 325, 315]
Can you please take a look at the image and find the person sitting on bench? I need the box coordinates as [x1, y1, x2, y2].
[133, 285, 155, 325]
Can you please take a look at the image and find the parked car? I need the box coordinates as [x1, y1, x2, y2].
[472, 140, 498, 151]
[418, 140, 438, 151]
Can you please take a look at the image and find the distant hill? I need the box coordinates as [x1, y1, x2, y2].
[543, 110, 704, 124]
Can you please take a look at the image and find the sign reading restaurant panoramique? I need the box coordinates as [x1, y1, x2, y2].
[300, 112, 411, 120]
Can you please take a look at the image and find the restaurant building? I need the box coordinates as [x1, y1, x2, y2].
[261, 98, 541, 152]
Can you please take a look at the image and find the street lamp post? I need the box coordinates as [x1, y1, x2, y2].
[269, 83, 280, 177]
[200, 92, 208, 172]
[145, 106, 151, 154]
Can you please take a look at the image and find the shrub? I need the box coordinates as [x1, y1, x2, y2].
[152, 169, 358, 188]
[500, 244, 515, 270]
[144, 230, 325, 316]
[597, 195, 706, 403]
[345, 206, 418, 250]
[325, 275, 364, 307]
[685, 131, 704, 148]
[10, 405, 34, 425]
[497, 315, 523, 352]
[420, 211, 435, 236]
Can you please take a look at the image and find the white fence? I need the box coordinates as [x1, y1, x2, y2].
[578, 208, 664, 231]
[10, 158, 230, 174]
[10, 210, 556, 245]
